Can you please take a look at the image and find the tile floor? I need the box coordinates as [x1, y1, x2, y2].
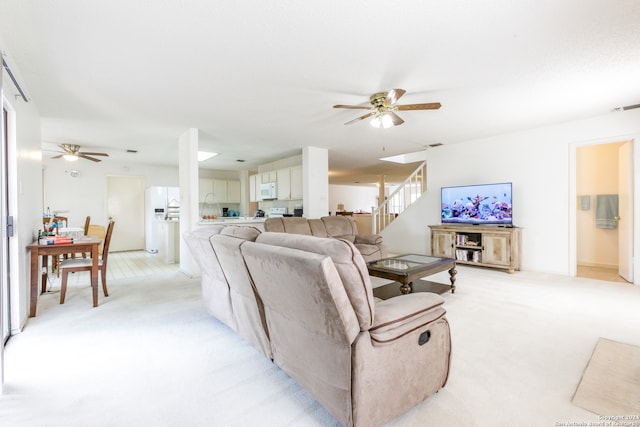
[43, 251, 629, 292]
[576, 265, 629, 283]
[44, 250, 180, 291]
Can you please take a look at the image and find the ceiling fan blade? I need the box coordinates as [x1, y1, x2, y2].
[396, 102, 442, 111]
[80, 152, 109, 157]
[384, 89, 406, 107]
[79, 154, 102, 162]
[333, 104, 372, 110]
[344, 112, 374, 125]
[51, 154, 64, 159]
[388, 111, 405, 126]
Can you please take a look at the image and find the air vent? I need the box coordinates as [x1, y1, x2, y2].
[428, 143, 443, 147]
[126, 149, 138, 153]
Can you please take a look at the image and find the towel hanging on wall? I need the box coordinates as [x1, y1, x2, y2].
[595, 194, 618, 229]
[579, 195, 591, 211]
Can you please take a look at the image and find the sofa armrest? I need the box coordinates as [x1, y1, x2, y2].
[369, 293, 446, 344]
[354, 234, 383, 245]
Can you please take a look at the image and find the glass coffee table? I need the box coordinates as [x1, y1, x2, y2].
[368, 254, 456, 299]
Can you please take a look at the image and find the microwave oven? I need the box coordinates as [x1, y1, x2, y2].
[260, 182, 277, 199]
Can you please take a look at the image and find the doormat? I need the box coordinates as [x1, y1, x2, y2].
[572, 338, 640, 415]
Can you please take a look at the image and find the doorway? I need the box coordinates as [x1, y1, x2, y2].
[106, 175, 145, 252]
[576, 140, 633, 283]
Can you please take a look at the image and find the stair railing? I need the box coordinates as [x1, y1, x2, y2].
[371, 161, 427, 233]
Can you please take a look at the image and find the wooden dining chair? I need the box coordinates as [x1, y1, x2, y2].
[76, 215, 92, 258]
[86, 224, 106, 256]
[53, 215, 68, 228]
[52, 215, 93, 275]
[83, 215, 91, 235]
[59, 220, 115, 305]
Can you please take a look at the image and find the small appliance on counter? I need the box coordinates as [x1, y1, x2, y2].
[268, 207, 287, 218]
[222, 207, 229, 217]
[254, 209, 265, 218]
[293, 208, 303, 217]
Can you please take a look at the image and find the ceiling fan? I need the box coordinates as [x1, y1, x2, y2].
[333, 89, 441, 128]
[50, 144, 109, 162]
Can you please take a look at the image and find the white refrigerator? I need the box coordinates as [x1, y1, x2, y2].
[145, 186, 180, 254]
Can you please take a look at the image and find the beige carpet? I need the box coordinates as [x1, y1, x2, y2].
[573, 338, 640, 415]
[3, 266, 640, 426]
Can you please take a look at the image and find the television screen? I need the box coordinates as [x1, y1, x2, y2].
[441, 182, 512, 225]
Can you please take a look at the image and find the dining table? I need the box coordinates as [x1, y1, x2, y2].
[26, 236, 101, 317]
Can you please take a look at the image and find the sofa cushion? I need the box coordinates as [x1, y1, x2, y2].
[255, 232, 375, 330]
[183, 226, 236, 329]
[220, 224, 261, 241]
[308, 219, 329, 237]
[265, 217, 312, 235]
[354, 243, 383, 260]
[210, 226, 271, 358]
[264, 216, 387, 262]
[320, 216, 358, 238]
[354, 234, 383, 245]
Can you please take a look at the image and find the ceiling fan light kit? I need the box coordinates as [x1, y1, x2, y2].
[370, 114, 394, 129]
[334, 88, 441, 128]
[51, 144, 109, 162]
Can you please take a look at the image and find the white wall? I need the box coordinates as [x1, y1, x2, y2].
[329, 184, 378, 214]
[2, 68, 43, 330]
[42, 160, 179, 229]
[381, 109, 640, 278]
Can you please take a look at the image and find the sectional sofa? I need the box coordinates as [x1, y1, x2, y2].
[184, 224, 452, 427]
[264, 215, 388, 262]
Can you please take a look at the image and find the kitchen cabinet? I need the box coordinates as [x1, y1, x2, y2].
[276, 168, 291, 200]
[199, 178, 241, 203]
[261, 170, 277, 184]
[255, 166, 302, 201]
[213, 179, 228, 203]
[199, 178, 214, 203]
[249, 174, 262, 202]
[290, 165, 303, 200]
[227, 180, 241, 203]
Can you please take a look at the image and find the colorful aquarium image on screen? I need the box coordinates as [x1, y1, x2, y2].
[441, 182, 512, 225]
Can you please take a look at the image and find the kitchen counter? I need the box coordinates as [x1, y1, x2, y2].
[199, 217, 265, 223]
[198, 217, 266, 229]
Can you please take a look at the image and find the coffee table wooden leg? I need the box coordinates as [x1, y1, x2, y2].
[400, 282, 413, 294]
[449, 265, 457, 293]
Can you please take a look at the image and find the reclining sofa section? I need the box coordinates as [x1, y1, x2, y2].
[264, 216, 388, 262]
[185, 225, 451, 427]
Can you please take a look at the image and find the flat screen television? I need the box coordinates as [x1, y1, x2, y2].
[441, 182, 513, 225]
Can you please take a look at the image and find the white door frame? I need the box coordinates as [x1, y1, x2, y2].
[1, 61, 5, 388]
[618, 142, 634, 282]
[569, 136, 638, 284]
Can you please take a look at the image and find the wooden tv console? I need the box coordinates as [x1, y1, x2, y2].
[429, 224, 522, 273]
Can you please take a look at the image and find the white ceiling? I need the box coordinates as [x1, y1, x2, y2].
[2, 0, 640, 184]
